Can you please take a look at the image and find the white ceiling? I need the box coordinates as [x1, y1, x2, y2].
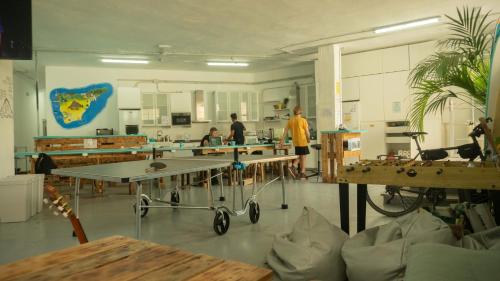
[14, 0, 500, 75]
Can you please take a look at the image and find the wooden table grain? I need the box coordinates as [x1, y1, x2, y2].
[0, 236, 272, 281]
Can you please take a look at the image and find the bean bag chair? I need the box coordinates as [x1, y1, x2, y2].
[341, 209, 459, 281]
[405, 243, 500, 281]
[461, 225, 500, 250]
[267, 207, 348, 281]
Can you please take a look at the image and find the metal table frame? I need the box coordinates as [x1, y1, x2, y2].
[51, 154, 297, 239]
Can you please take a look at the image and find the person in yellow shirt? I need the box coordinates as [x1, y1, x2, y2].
[280, 106, 310, 179]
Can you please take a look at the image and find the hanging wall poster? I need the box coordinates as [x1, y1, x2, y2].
[50, 83, 112, 129]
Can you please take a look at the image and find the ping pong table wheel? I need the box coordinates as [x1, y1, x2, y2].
[213, 210, 230, 235]
[170, 191, 180, 206]
[133, 197, 150, 218]
[249, 201, 260, 224]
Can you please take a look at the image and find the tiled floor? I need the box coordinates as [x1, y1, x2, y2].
[0, 177, 392, 270]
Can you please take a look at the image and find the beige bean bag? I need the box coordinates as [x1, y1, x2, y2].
[267, 207, 348, 281]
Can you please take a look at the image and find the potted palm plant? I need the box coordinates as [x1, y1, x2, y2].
[408, 7, 495, 132]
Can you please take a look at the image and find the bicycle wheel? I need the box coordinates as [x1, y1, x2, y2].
[366, 185, 425, 217]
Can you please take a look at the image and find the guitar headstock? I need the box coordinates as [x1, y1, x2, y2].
[44, 185, 73, 218]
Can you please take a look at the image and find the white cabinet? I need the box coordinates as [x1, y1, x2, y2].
[409, 41, 436, 69]
[156, 93, 170, 126]
[342, 77, 360, 101]
[140, 92, 171, 127]
[170, 92, 192, 113]
[248, 92, 259, 121]
[117, 87, 141, 109]
[360, 121, 386, 159]
[229, 92, 240, 117]
[215, 91, 259, 122]
[383, 71, 410, 121]
[342, 50, 383, 78]
[382, 46, 409, 72]
[359, 74, 385, 122]
[215, 92, 230, 122]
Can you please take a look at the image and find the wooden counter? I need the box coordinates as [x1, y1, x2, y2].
[0, 235, 272, 281]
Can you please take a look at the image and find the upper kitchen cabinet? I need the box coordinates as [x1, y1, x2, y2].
[170, 92, 192, 113]
[359, 74, 385, 122]
[215, 91, 259, 122]
[382, 45, 409, 72]
[409, 41, 436, 69]
[117, 87, 141, 109]
[215, 91, 230, 122]
[342, 77, 360, 101]
[342, 49, 383, 78]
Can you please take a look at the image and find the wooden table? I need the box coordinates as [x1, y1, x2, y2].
[0, 236, 272, 281]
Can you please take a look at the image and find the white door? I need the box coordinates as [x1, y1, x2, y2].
[383, 71, 410, 121]
[360, 121, 386, 159]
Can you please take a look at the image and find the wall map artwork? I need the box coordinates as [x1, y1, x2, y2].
[50, 83, 112, 129]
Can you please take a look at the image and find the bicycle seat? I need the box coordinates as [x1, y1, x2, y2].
[403, 132, 428, 137]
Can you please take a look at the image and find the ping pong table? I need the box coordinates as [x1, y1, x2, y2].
[51, 153, 298, 239]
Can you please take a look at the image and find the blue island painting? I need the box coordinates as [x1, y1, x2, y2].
[50, 83, 113, 129]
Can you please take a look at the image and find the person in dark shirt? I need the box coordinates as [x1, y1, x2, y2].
[201, 127, 218, 146]
[226, 113, 245, 145]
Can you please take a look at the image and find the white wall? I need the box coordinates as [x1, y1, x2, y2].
[13, 73, 37, 151]
[45, 66, 255, 140]
[254, 64, 315, 134]
[0, 60, 15, 177]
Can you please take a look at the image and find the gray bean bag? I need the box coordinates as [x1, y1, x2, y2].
[405, 243, 500, 281]
[341, 209, 459, 281]
[267, 207, 348, 281]
[461, 226, 500, 250]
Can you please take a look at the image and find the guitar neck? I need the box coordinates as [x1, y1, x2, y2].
[68, 213, 88, 244]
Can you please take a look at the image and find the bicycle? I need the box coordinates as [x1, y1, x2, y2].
[365, 120, 489, 217]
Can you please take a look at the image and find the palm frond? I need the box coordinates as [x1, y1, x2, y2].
[407, 6, 494, 132]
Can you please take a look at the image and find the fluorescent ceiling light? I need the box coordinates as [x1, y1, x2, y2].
[207, 62, 249, 67]
[101, 58, 149, 64]
[374, 17, 440, 34]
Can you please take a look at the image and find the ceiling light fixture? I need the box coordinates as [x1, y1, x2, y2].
[206, 62, 249, 67]
[374, 17, 440, 34]
[101, 58, 149, 64]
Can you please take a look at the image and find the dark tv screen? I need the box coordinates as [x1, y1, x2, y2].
[0, 0, 32, 60]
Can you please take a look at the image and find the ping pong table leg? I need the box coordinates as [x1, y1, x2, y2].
[218, 168, 225, 201]
[135, 181, 142, 239]
[74, 177, 80, 218]
[279, 161, 288, 209]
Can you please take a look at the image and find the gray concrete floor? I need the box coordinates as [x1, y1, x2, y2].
[0, 177, 392, 272]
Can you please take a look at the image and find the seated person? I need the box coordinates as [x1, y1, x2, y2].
[194, 127, 218, 157]
[201, 127, 218, 147]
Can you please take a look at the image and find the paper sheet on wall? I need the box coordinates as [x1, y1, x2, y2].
[83, 139, 97, 149]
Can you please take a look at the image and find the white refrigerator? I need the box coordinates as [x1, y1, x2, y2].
[118, 109, 141, 135]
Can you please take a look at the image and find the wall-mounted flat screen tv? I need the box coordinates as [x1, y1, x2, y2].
[0, 0, 32, 60]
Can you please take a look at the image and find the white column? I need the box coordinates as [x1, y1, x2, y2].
[315, 44, 342, 132]
[0, 60, 15, 177]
